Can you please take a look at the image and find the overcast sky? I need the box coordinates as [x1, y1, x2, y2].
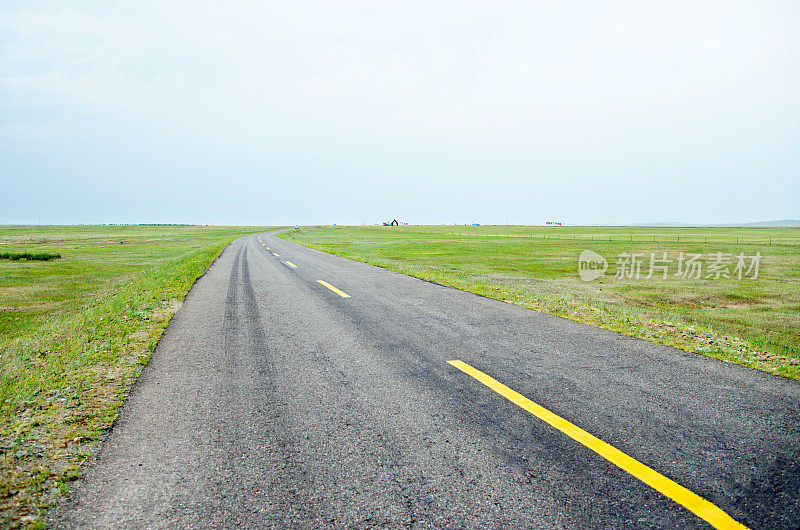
[2, 1, 798, 225]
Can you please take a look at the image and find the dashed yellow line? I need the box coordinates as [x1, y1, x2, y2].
[283, 261, 298, 268]
[265, 247, 270, 250]
[272, 252, 279, 257]
[447, 360, 748, 530]
[317, 280, 351, 298]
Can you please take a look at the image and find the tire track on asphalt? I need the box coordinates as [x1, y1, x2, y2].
[203, 245, 312, 525]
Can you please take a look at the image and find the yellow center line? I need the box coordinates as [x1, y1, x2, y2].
[317, 280, 351, 298]
[283, 261, 298, 268]
[272, 252, 279, 257]
[447, 360, 748, 530]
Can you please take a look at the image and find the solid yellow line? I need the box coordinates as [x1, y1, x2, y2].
[284, 261, 298, 268]
[317, 280, 351, 298]
[447, 360, 747, 530]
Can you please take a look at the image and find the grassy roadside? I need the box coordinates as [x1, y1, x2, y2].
[0, 225, 275, 528]
[281, 225, 800, 380]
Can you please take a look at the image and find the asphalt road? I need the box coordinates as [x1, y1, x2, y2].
[52, 231, 800, 528]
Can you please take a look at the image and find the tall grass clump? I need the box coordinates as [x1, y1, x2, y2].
[0, 252, 61, 261]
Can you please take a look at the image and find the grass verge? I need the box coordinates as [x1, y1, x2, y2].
[0, 225, 274, 528]
[281, 225, 800, 380]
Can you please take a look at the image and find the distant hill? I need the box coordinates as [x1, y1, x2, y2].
[632, 220, 800, 227]
[740, 219, 800, 227]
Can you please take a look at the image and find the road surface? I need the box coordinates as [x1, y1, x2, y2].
[52, 231, 800, 528]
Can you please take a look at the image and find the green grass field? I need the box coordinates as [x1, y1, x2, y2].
[0, 225, 274, 527]
[282, 225, 800, 378]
